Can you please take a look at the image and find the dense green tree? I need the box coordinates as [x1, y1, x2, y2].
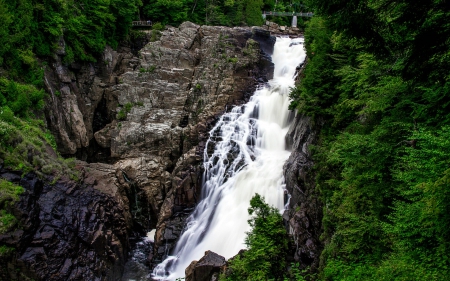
[143, 0, 189, 26]
[0, 1, 12, 65]
[290, 0, 450, 279]
[222, 194, 289, 281]
[141, 0, 283, 27]
[244, 0, 264, 26]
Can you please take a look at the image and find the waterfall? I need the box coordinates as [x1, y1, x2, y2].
[152, 37, 306, 280]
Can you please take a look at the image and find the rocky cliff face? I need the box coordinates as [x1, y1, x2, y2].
[39, 21, 275, 272]
[283, 113, 323, 272]
[0, 165, 131, 281]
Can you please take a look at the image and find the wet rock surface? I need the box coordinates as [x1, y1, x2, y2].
[283, 113, 323, 272]
[121, 236, 154, 281]
[0, 167, 131, 281]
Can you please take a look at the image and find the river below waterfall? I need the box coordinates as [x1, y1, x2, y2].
[125, 36, 306, 281]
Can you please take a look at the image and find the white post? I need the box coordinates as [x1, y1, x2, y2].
[292, 16, 297, 27]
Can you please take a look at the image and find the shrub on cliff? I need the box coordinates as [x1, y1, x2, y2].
[0, 102, 77, 179]
[0, 179, 23, 234]
[221, 193, 289, 281]
[0, 78, 45, 117]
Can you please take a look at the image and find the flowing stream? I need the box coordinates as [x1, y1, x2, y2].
[152, 37, 306, 280]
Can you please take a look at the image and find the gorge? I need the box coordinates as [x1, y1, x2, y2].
[2, 1, 450, 280]
[153, 36, 306, 280]
[0, 22, 321, 281]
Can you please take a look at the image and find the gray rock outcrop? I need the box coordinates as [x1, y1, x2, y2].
[42, 21, 275, 267]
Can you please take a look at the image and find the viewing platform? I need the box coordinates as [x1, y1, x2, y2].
[262, 11, 314, 18]
[132, 21, 153, 27]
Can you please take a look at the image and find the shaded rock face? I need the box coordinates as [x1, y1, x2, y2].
[283, 114, 323, 272]
[185, 251, 226, 281]
[44, 43, 125, 158]
[43, 21, 275, 268]
[0, 167, 131, 281]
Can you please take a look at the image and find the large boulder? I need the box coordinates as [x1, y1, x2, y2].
[185, 251, 226, 281]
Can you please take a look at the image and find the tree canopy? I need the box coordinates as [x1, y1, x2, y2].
[221, 194, 290, 281]
[290, 0, 450, 279]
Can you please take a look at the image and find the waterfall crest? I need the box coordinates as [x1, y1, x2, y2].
[153, 37, 306, 280]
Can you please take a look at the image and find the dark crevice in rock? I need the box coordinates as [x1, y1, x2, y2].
[179, 115, 189, 128]
[93, 95, 111, 133]
[71, 138, 112, 164]
[124, 36, 150, 58]
[121, 171, 155, 235]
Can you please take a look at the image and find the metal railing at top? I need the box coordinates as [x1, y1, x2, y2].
[263, 11, 314, 17]
[132, 21, 153, 27]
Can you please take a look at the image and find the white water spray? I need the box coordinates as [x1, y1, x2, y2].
[152, 37, 306, 280]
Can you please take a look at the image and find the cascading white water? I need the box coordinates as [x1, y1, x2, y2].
[152, 37, 306, 280]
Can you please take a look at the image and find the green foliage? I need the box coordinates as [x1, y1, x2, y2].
[150, 30, 162, 42]
[221, 194, 289, 281]
[289, 0, 450, 279]
[0, 105, 77, 179]
[0, 245, 14, 257]
[117, 110, 127, 121]
[0, 78, 45, 117]
[244, 0, 264, 26]
[289, 17, 338, 118]
[0, 179, 23, 234]
[140, 0, 281, 27]
[152, 22, 164, 31]
[139, 65, 156, 73]
[149, 22, 164, 42]
[0, 0, 142, 78]
[0, 179, 23, 202]
[143, 0, 188, 26]
[117, 102, 134, 120]
[227, 57, 238, 64]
